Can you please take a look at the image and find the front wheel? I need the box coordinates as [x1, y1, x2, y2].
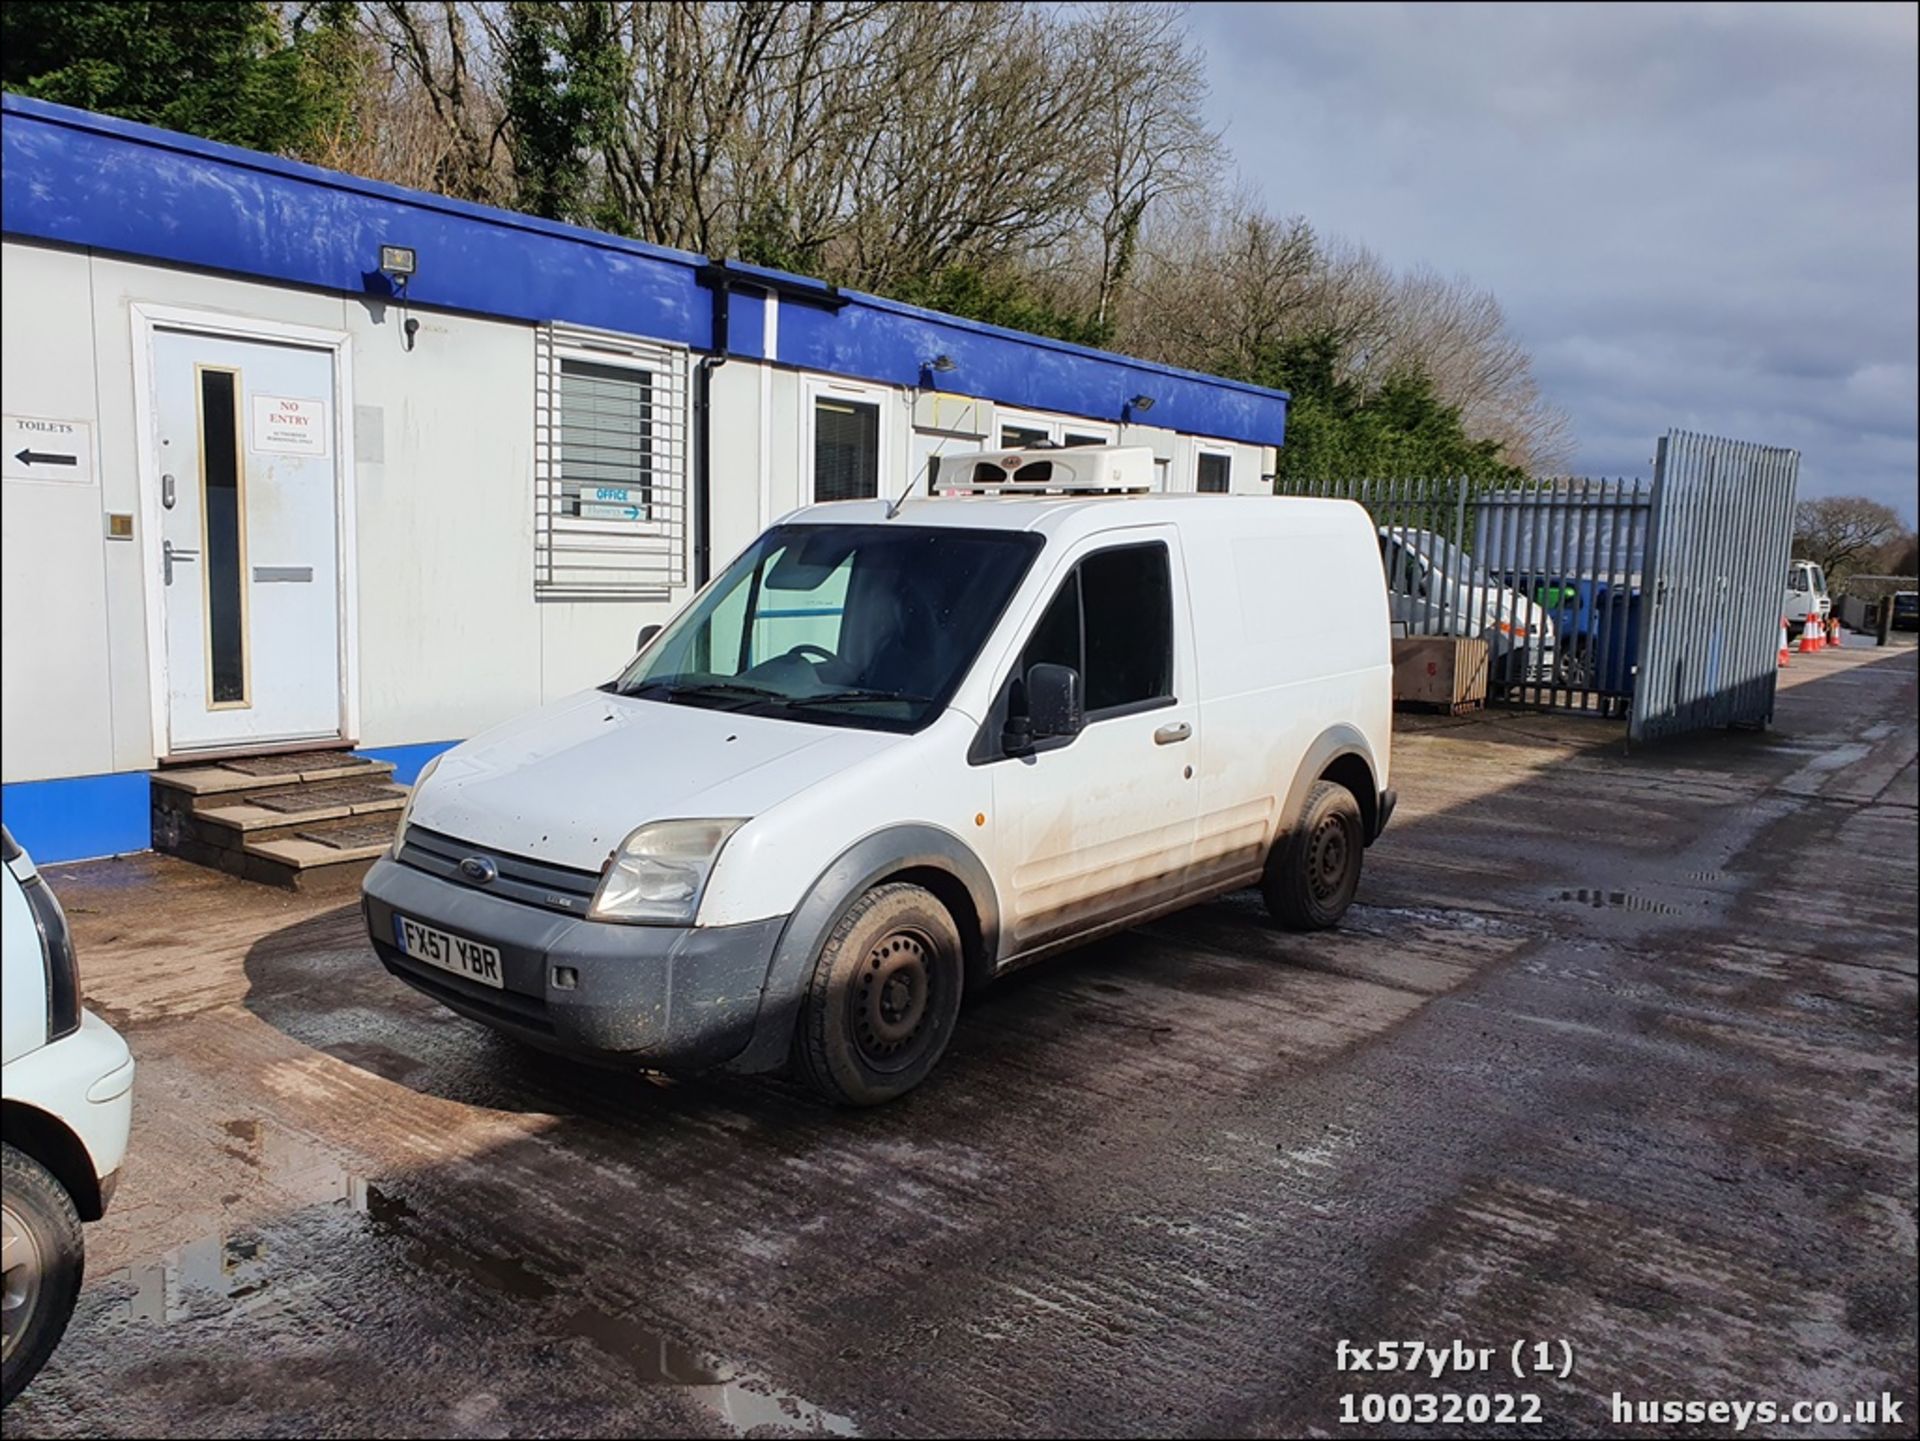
[3, 1143, 86, 1406]
[1262, 780, 1365, 931]
[793, 883, 965, 1106]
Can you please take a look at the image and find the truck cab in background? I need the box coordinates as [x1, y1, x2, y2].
[1784, 560, 1830, 637]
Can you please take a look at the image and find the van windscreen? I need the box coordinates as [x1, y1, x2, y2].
[613, 524, 1043, 733]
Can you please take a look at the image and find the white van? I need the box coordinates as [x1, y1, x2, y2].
[1377, 527, 1557, 681]
[3, 828, 134, 1404]
[362, 446, 1394, 1104]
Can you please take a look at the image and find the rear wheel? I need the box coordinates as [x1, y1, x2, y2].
[1262, 780, 1365, 931]
[793, 883, 964, 1106]
[3, 1143, 85, 1406]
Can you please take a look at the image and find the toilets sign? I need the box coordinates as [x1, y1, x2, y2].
[250, 394, 330, 456]
[3, 415, 95, 484]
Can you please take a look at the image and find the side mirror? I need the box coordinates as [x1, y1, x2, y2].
[635, 623, 662, 652]
[1026, 662, 1083, 740]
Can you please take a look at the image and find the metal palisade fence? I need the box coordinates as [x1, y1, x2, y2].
[1629, 430, 1801, 742]
[1280, 428, 1800, 740]
[1282, 473, 1655, 717]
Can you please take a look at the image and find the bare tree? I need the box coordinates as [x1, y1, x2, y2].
[360, 1, 511, 203]
[1794, 496, 1911, 581]
[1074, 2, 1221, 330]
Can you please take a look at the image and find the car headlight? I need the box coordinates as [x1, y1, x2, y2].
[391, 753, 444, 857]
[589, 819, 745, 925]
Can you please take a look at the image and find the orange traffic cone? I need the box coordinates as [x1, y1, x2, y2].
[1797, 618, 1820, 654]
[1778, 618, 1790, 667]
[1827, 616, 1842, 649]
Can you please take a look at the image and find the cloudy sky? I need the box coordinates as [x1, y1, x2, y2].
[1187, 1, 1918, 521]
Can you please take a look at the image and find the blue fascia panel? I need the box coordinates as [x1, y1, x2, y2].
[0, 772, 150, 865]
[2, 95, 710, 348]
[777, 295, 1286, 445]
[2, 94, 1286, 448]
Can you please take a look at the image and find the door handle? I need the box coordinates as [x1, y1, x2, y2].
[1153, 721, 1191, 745]
[164, 539, 199, 585]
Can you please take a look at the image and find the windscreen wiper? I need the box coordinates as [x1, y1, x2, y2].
[623, 679, 786, 709]
[780, 689, 934, 708]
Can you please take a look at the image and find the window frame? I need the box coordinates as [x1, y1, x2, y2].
[995, 407, 1118, 450]
[803, 375, 894, 504]
[535, 322, 689, 600]
[1195, 445, 1234, 494]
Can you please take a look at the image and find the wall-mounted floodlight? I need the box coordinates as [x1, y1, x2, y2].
[377, 245, 420, 350]
[1128, 393, 1155, 412]
[926, 353, 958, 373]
[378, 245, 417, 283]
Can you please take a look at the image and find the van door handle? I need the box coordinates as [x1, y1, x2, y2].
[1153, 721, 1191, 745]
[164, 539, 198, 585]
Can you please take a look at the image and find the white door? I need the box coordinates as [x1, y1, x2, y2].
[989, 529, 1200, 957]
[153, 327, 342, 752]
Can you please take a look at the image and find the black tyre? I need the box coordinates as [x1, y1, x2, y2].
[1262, 780, 1365, 931]
[793, 883, 964, 1106]
[3, 1142, 85, 1406]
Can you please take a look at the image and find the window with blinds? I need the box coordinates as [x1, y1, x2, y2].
[535, 324, 687, 598]
[1197, 451, 1232, 493]
[814, 397, 880, 501]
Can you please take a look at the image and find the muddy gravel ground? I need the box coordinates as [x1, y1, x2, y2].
[7, 640, 1915, 1438]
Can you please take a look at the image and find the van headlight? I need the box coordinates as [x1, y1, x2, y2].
[391, 753, 443, 857]
[590, 819, 745, 925]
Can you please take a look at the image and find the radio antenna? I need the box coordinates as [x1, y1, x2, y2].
[886, 396, 963, 518]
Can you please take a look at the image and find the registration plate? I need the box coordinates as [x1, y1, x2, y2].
[392, 915, 504, 990]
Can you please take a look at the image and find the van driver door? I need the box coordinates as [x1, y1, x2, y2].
[985, 528, 1200, 960]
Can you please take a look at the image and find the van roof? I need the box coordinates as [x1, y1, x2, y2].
[783, 493, 1364, 546]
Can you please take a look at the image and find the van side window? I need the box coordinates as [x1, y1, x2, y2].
[1082, 546, 1172, 710]
[1017, 544, 1174, 718]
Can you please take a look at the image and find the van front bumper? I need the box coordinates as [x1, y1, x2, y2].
[362, 857, 786, 1070]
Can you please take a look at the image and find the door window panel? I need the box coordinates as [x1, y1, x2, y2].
[1080, 545, 1173, 711]
[1016, 544, 1174, 719]
[199, 367, 248, 705]
[1197, 452, 1232, 493]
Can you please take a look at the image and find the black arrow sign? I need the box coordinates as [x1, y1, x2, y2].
[14, 448, 77, 467]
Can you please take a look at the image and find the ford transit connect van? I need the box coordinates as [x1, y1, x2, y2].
[363, 446, 1394, 1105]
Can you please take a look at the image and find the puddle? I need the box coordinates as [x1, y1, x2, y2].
[111, 1164, 857, 1435]
[1554, 888, 1687, 916]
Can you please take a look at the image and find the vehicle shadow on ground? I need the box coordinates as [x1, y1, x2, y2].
[235, 887, 1289, 1135]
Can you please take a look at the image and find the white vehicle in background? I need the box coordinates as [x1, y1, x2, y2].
[1784, 559, 1830, 637]
[364, 446, 1395, 1107]
[1377, 527, 1558, 681]
[2, 827, 134, 1406]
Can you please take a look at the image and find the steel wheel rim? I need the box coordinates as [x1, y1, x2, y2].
[1, 1200, 43, 1363]
[851, 926, 938, 1074]
[1307, 814, 1353, 903]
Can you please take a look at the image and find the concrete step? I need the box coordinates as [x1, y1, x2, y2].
[151, 751, 395, 799]
[191, 776, 408, 834]
[151, 751, 406, 892]
[241, 815, 399, 893]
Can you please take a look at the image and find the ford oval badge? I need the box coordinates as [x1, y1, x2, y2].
[459, 856, 498, 885]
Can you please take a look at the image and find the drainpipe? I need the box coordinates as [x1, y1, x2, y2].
[693, 275, 732, 590]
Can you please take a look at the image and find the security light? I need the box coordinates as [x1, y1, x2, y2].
[378, 245, 417, 283]
[1128, 393, 1155, 412]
